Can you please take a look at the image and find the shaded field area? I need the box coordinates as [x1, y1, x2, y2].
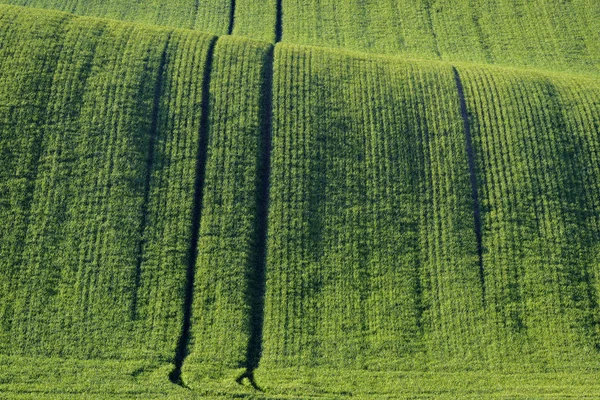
[0, 2, 600, 398]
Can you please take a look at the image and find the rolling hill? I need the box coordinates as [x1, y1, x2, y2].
[0, 1, 599, 398]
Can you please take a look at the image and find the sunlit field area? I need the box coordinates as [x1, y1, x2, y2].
[0, 1, 599, 398]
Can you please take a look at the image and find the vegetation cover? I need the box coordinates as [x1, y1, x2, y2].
[281, 0, 599, 72]
[182, 35, 272, 387]
[1, 0, 598, 73]
[0, 1, 599, 398]
[260, 45, 483, 370]
[457, 65, 600, 363]
[0, 0, 278, 40]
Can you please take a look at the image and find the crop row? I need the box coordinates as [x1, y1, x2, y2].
[1, 1, 598, 74]
[0, 6, 73, 354]
[182, 36, 272, 385]
[0, 7, 277, 385]
[275, 0, 599, 74]
[459, 64, 600, 366]
[0, 8, 218, 364]
[0, 5, 600, 390]
[257, 45, 485, 376]
[0, 1, 278, 40]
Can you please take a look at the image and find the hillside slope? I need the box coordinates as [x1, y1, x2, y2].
[0, 2, 600, 399]
[281, 0, 599, 74]
[0, 0, 278, 41]
[0, 0, 598, 74]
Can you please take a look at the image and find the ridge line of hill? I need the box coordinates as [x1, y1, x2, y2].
[0, 4, 597, 80]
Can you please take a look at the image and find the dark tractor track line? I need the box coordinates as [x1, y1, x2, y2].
[169, 37, 218, 387]
[236, 369, 264, 392]
[238, 45, 275, 385]
[228, 0, 236, 35]
[275, 0, 283, 42]
[453, 66, 486, 306]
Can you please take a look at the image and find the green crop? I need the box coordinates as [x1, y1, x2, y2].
[0, 0, 278, 39]
[458, 64, 600, 366]
[0, 1, 599, 398]
[182, 35, 273, 387]
[1, 1, 597, 73]
[257, 42, 483, 377]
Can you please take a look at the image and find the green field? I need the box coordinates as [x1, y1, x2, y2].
[0, 1, 599, 398]
[1, 0, 598, 73]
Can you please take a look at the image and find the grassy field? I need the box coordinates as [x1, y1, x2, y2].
[0, 0, 278, 40]
[0, 0, 215, 373]
[0, 0, 598, 73]
[0, 1, 599, 398]
[259, 45, 483, 373]
[457, 65, 600, 366]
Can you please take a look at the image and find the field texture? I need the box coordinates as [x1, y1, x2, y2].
[182, 35, 272, 387]
[282, 0, 599, 72]
[457, 65, 600, 365]
[0, 0, 598, 73]
[260, 45, 483, 371]
[0, 0, 277, 40]
[0, 1, 600, 398]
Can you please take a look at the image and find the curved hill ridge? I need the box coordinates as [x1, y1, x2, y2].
[0, 2, 600, 399]
[0, 0, 599, 74]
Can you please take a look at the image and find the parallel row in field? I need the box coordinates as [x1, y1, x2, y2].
[231, 0, 277, 42]
[10, 17, 169, 358]
[0, 6, 216, 363]
[1, 1, 598, 74]
[0, 5, 72, 353]
[458, 65, 600, 367]
[182, 36, 272, 385]
[0, 1, 277, 41]
[256, 45, 485, 378]
[0, 6, 276, 383]
[250, 48, 600, 394]
[1, 5, 600, 395]
[282, 0, 599, 74]
[135, 30, 215, 357]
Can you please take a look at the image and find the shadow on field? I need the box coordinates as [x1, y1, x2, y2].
[169, 37, 218, 388]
